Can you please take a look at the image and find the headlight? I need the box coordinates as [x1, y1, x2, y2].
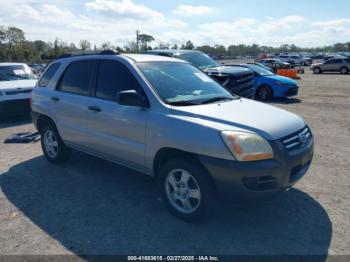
[221, 131, 273, 161]
[275, 81, 289, 87]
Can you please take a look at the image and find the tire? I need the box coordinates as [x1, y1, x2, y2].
[256, 85, 273, 101]
[313, 67, 322, 74]
[40, 122, 71, 164]
[159, 158, 214, 221]
[340, 67, 348, 74]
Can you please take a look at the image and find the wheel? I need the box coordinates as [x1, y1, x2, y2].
[256, 85, 273, 100]
[40, 122, 71, 164]
[313, 67, 322, 74]
[159, 158, 214, 221]
[340, 67, 348, 74]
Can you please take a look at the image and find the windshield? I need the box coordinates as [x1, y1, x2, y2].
[0, 65, 36, 81]
[176, 52, 218, 70]
[246, 64, 274, 76]
[137, 62, 234, 105]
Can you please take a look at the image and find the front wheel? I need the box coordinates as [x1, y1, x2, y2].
[256, 85, 273, 101]
[159, 158, 214, 221]
[40, 122, 71, 164]
[313, 67, 322, 74]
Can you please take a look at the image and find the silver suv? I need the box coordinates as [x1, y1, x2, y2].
[311, 57, 350, 74]
[31, 52, 314, 220]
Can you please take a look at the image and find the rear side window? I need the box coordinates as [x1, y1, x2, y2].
[58, 61, 95, 95]
[38, 63, 60, 87]
[95, 61, 141, 101]
[333, 59, 343, 64]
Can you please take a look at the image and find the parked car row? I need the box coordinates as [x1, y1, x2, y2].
[1, 50, 303, 117]
[28, 51, 314, 220]
[0, 63, 37, 117]
[146, 50, 299, 100]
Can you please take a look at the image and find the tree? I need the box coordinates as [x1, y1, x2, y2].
[171, 44, 178, 50]
[0, 26, 5, 43]
[182, 40, 194, 50]
[138, 33, 155, 52]
[101, 41, 112, 50]
[124, 41, 138, 53]
[79, 40, 91, 51]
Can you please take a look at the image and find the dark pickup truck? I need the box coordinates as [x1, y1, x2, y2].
[146, 50, 255, 99]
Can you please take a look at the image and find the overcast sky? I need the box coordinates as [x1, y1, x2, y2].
[1, 0, 349, 47]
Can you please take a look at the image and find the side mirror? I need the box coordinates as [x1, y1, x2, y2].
[117, 90, 149, 108]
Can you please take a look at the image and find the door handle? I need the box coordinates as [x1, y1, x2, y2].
[88, 106, 101, 112]
[51, 96, 60, 102]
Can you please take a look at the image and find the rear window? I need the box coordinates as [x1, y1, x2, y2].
[38, 63, 60, 87]
[58, 61, 95, 96]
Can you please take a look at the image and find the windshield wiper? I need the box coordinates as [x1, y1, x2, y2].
[168, 100, 199, 106]
[199, 96, 233, 104]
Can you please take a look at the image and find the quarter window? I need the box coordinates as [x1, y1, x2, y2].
[38, 63, 60, 87]
[95, 61, 141, 101]
[58, 61, 95, 95]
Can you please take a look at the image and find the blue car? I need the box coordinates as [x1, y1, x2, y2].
[232, 64, 299, 100]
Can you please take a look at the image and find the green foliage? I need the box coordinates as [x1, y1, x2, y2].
[0, 25, 349, 63]
[137, 33, 155, 52]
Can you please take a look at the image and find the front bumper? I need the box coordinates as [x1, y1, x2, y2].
[0, 99, 31, 116]
[198, 136, 314, 198]
[283, 86, 299, 97]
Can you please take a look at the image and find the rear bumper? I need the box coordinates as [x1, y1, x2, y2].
[198, 137, 314, 199]
[0, 99, 31, 116]
[31, 111, 40, 130]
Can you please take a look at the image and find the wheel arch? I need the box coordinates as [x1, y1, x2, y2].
[255, 84, 274, 99]
[36, 114, 58, 133]
[152, 147, 218, 193]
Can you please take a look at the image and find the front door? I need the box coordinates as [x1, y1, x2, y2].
[84, 60, 148, 171]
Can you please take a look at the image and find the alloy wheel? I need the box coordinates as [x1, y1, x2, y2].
[165, 169, 201, 214]
[43, 129, 58, 158]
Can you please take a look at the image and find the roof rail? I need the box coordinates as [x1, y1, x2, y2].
[54, 50, 120, 60]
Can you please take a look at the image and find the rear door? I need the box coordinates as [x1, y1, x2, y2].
[84, 60, 148, 170]
[331, 59, 343, 71]
[52, 60, 96, 146]
[322, 59, 334, 71]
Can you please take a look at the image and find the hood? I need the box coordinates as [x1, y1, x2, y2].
[171, 98, 305, 140]
[205, 66, 253, 76]
[0, 80, 37, 91]
[264, 75, 297, 85]
[311, 62, 323, 67]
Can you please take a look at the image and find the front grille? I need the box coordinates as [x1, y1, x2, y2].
[285, 86, 298, 96]
[5, 89, 32, 95]
[281, 126, 312, 151]
[229, 73, 255, 98]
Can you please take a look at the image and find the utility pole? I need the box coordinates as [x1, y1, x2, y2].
[136, 30, 140, 53]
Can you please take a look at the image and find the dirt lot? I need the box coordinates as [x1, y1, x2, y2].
[0, 69, 349, 257]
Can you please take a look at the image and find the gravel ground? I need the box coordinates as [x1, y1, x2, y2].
[0, 69, 349, 257]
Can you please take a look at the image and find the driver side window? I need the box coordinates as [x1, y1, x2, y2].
[95, 61, 142, 101]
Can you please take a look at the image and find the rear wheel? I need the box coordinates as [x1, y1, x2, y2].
[313, 67, 322, 74]
[340, 67, 348, 74]
[40, 122, 71, 164]
[256, 85, 273, 100]
[159, 158, 214, 221]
